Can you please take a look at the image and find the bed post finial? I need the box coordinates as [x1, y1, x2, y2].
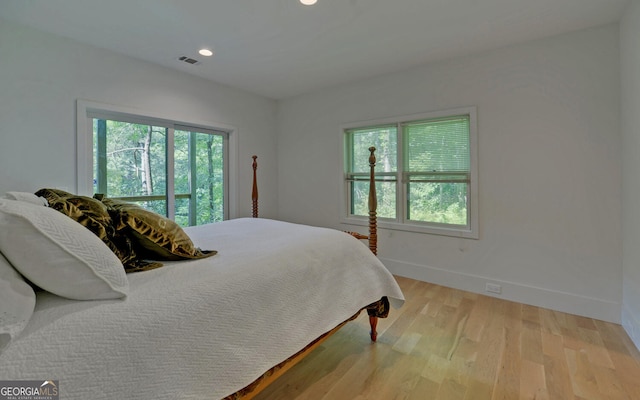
[252, 155, 258, 218]
[368, 147, 377, 256]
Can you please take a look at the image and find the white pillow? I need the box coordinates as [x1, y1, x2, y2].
[0, 251, 36, 353]
[3, 191, 48, 206]
[0, 199, 128, 300]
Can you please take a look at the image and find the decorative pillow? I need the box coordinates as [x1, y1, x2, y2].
[99, 197, 217, 261]
[3, 192, 48, 206]
[0, 251, 36, 354]
[34, 190, 161, 273]
[45, 195, 139, 268]
[47, 195, 113, 240]
[0, 199, 128, 300]
[34, 188, 75, 204]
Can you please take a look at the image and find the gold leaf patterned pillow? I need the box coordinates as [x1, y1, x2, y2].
[34, 188, 75, 205]
[34, 189, 160, 273]
[98, 197, 217, 261]
[46, 195, 112, 241]
[36, 193, 136, 266]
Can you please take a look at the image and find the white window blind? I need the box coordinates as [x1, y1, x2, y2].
[343, 107, 478, 238]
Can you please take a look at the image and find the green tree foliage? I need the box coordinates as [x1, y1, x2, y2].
[93, 120, 224, 227]
[348, 116, 469, 226]
[404, 118, 469, 225]
[350, 126, 397, 219]
[173, 130, 224, 226]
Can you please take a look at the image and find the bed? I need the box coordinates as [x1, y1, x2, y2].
[0, 148, 404, 399]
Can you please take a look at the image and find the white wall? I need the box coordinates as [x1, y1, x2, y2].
[277, 24, 622, 323]
[0, 16, 628, 326]
[0, 19, 278, 219]
[621, 0, 640, 348]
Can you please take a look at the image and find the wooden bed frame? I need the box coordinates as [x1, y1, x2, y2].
[239, 147, 380, 399]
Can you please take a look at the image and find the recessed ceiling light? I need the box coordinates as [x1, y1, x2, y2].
[198, 49, 213, 57]
[300, 0, 317, 5]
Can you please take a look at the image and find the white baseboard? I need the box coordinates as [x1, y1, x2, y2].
[380, 257, 621, 324]
[622, 304, 640, 351]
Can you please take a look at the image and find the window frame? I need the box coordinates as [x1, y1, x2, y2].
[76, 99, 239, 221]
[341, 106, 478, 239]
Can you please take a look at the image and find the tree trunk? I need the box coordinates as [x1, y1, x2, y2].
[142, 127, 153, 195]
[207, 134, 215, 215]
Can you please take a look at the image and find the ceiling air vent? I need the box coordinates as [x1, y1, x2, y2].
[177, 56, 200, 65]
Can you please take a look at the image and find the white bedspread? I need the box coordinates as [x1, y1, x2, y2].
[0, 218, 404, 399]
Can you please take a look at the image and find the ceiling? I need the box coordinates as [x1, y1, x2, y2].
[0, 0, 630, 100]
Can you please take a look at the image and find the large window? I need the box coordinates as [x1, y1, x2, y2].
[69, 98, 233, 230]
[344, 107, 478, 238]
[91, 117, 227, 227]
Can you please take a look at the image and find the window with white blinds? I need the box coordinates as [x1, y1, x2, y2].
[343, 107, 478, 238]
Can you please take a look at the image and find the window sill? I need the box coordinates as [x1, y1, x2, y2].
[341, 217, 478, 239]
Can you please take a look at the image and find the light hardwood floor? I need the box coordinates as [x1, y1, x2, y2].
[254, 276, 640, 400]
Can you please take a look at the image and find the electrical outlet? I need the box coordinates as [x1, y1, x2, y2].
[485, 283, 502, 294]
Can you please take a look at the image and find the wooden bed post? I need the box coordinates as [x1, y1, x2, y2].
[369, 315, 379, 342]
[341, 147, 380, 341]
[367, 146, 377, 256]
[367, 146, 379, 342]
[252, 155, 258, 218]
[251, 150, 380, 342]
[344, 146, 378, 255]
